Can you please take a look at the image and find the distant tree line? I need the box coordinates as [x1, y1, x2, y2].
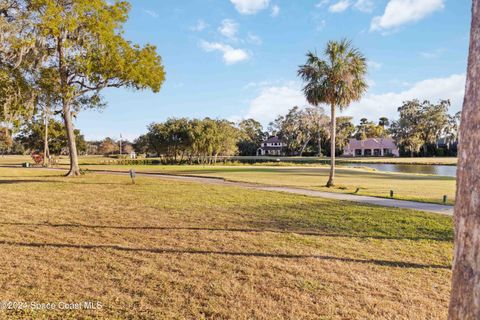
[132, 118, 266, 163]
[265, 99, 460, 157]
[390, 100, 460, 157]
[268, 106, 355, 156]
[1, 117, 87, 156]
[3, 99, 460, 159]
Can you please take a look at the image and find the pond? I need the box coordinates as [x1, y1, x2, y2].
[342, 163, 457, 177]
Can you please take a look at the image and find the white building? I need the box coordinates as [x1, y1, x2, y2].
[257, 136, 285, 156]
[343, 137, 400, 157]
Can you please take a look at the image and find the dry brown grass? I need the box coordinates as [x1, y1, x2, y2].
[0, 168, 452, 319]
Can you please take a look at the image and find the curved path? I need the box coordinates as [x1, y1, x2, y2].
[4, 166, 454, 216]
[95, 169, 454, 216]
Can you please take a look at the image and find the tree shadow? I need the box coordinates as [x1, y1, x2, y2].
[0, 239, 450, 270]
[0, 222, 451, 242]
[0, 180, 62, 184]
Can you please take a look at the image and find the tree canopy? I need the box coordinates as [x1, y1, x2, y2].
[6, 0, 166, 175]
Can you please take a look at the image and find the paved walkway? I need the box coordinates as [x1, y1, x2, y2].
[3, 166, 454, 215]
[94, 169, 454, 216]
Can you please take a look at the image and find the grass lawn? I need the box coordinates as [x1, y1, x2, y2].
[80, 164, 457, 205]
[0, 167, 452, 319]
[0, 156, 456, 204]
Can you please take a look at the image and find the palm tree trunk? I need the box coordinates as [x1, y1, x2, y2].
[449, 1, 480, 318]
[326, 104, 336, 187]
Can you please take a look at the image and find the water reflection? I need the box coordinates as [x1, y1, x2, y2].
[343, 163, 457, 177]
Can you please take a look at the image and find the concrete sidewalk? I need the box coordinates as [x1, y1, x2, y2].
[94, 169, 454, 216]
[4, 166, 454, 215]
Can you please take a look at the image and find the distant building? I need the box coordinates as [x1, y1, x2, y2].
[343, 137, 399, 157]
[257, 136, 285, 156]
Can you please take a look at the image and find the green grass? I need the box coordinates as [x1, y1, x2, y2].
[80, 164, 457, 205]
[0, 155, 456, 204]
[0, 167, 452, 319]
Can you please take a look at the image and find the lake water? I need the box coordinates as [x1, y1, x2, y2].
[343, 163, 457, 177]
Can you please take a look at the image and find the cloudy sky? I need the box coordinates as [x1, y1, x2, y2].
[76, 0, 470, 141]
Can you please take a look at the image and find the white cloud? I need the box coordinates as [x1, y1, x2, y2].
[230, 0, 270, 14]
[271, 4, 280, 17]
[371, 0, 445, 32]
[316, 19, 327, 31]
[354, 0, 374, 12]
[329, 0, 351, 13]
[344, 74, 466, 121]
[200, 41, 250, 64]
[244, 82, 308, 124]
[191, 19, 207, 32]
[143, 9, 159, 18]
[247, 32, 262, 45]
[367, 60, 382, 70]
[316, 0, 330, 8]
[420, 48, 445, 59]
[218, 19, 239, 39]
[240, 74, 465, 125]
[318, 0, 372, 13]
[243, 79, 286, 90]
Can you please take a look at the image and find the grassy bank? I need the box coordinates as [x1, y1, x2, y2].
[0, 155, 458, 166]
[79, 164, 456, 205]
[0, 167, 452, 318]
[1, 155, 457, 204]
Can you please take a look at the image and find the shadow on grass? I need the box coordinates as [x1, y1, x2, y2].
[0, 222, 451, 242]
[0, 179, 61, 184]
[0, 239, 450, 269]
[0, 179, 127, 186]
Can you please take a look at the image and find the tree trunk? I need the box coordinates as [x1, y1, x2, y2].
[43, 112, 50, 167]
[326, 105, 336, 187]
[299, 137, 311, 157]
[449, 1, 480, 318]
[317, 133, 322, 157]
[62, 106, 81, 176]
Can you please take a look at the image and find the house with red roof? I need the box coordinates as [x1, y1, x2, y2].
[343, 137, 399, 157]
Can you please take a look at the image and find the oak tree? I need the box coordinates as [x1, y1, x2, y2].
[27, 0, 165, 175]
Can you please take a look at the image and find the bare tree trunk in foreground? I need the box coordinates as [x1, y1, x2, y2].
[449, 1, 480, 318]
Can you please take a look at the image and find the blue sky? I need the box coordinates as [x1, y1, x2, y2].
[76, 0, 471, 141]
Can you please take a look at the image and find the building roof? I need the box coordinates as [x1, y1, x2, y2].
[263, 136, 282, 144]
[345, 137, 398, 150]
[259, 146, 283, 150]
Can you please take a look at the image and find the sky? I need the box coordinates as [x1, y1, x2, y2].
[76, 0, 471, 141]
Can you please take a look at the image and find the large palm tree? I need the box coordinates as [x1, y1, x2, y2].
[298, 39, 368, 187]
